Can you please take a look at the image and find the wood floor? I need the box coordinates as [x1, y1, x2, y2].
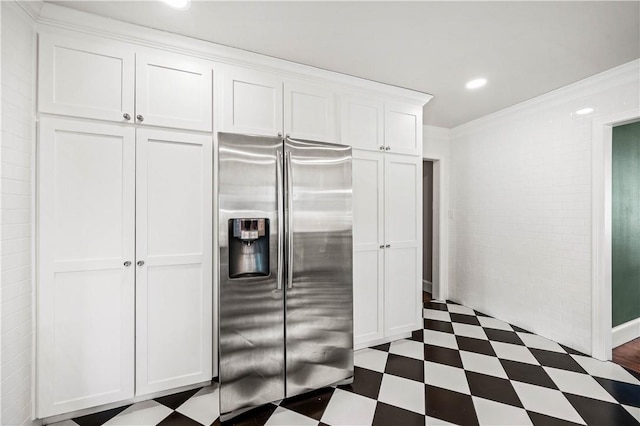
[613, 337, 640, 375]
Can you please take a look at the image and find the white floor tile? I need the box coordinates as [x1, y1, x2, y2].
[424, 361, 470, 394]
[544, 366, 617, 403]
[472, 396, 533, 426]
[452, 323, 488, 340]
[423, 329, 458, 350]
[490, 341, 539, 365]
[104, 400, 172, 425]
[265, 406, 318, 426]
[175, 385, 220, 426]
[512, 381, 586, 425]
[378, 373, 426, 415]
[425, 415, 458, 425]
[389, 339, 424, 360]
[354, 348, 388, 373]
[447, 304, 476, 316]
[516, 333, 565, 353]
[320, 388, 377, 426]
[478, 316, 513, 331]
[624, 404, 640, 423]
[424, 309, 451, 322]
[460, 351, 508, 379]
[571, 355, 640, 385]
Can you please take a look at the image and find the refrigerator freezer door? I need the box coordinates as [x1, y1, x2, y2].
[218, 133, 285, 414]
[284, 138, 354, 397]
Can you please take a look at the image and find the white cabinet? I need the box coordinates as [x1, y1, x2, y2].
[221, 66, 339, 142]
[384, 103, 422, 155]
[135, 128, 212, 395]
[37, 118, 213, 417]
[39, 32, 212, 131]
[352, 150, 422, 349]
[37, 117, 136, 417]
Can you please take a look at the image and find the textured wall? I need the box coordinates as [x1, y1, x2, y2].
[449, 60, 640, 354]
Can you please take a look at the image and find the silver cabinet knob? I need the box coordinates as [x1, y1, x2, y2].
[136, 114, 144, 122]
[137, 260, 145, 266]
[379, 146, 385, 151]
[285, 133, 290, 138]
[124, 261, 131, 267]
[385, 244, 391, 248]
[385, 146, 391, 151]
[123, 113, 131, 121]
[277, 132, 283, 137]
[379, 245, 384, 249]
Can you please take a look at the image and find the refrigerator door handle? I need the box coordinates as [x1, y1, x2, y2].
[286, 151, 294, 289]
[276, 150, 284, 291]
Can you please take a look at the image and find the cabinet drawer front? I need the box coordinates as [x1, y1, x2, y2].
[136, 52, 213, 131]
[38, 32, 135, 122]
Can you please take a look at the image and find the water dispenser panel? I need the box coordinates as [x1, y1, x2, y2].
[228, 218, 270, 279]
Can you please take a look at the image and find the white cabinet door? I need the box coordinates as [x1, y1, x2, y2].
[352, 150, 385, 347]
[383, 154, 422, 336]
[136, 51, 213, 131]
[384, 103, 422, 156]
[341, 96, 384, 152]
[37, 118, 135, 417]
[284, 80, 338, 143]
[221, 66, 283, 136]
[38, 32, 135, 123]
[135, 128, 213, 395]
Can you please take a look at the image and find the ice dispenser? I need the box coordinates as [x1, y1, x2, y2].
[228, 218, 269, 278]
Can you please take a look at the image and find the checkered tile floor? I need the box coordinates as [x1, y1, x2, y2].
[53, 299, 640, 426]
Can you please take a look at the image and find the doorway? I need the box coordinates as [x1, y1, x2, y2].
[423, 160, 434, 298]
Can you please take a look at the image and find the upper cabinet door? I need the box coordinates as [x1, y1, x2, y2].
[38, 32, 135, 123]
[384, 103, 422, 156]
[221, 66, 283, 137]
[341, 96, 384, 152]
[284, 80, 339, 143]
[136, 51, 213, 132]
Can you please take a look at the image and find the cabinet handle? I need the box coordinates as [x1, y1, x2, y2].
[385, 244, 391, 248]
[278, 132, 283, 137]
[123, 113, 131, 121]
[286, 133, 290, 138]
[385, 146, 391, 151]
[379, 245, 384, 249]
[124, 261, 131, 267]
[379, 146, 385, 151]
[137, 260, 145, 266]
[136, 114, 144, 122]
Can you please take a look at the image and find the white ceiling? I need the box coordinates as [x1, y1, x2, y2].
[47, 1, 640, 128]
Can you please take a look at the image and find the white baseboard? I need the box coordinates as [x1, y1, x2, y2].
[423, 280, 432, 294]
[612, 317, 640, 348]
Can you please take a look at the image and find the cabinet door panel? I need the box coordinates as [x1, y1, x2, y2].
[352, 150, 384, 345]
[136, 52, 212, 131]
[135, 128, 212, 395]
[222, 66, 283, 136]
[384, 154, 421, 335]
[37, 118, 135, 417]
[384, 103, 422, 155]
[285, 80, 338, 143]
[341, 96, 383, 152]
[38, 32, 135, 122]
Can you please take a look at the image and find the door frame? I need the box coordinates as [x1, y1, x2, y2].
[591, 108, 640, 360]
[422, 156, 448, 301]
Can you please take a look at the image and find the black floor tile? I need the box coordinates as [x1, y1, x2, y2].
[222, 404, 278, 426]
[73, 405, 130, 426]
[527, 411, 585, 426]
[474, 310, 489, 317]
[425, 301, 448, 311]
[456, 336, 497, 357]
[559, 344, 586, 357]
[484, 328, 525, 345]
[595, 377, 640, 408]
[511, 325, 532, 334]
[411, 329, 424, 342]
[450, 313, 481, 326]
[565, 393, 640, 426]
[528, 348, 587, 373]
[157, 412, 202, 426]
[155, 387, 202, 409]
[385, 353, 424, 382]
[465, 370, 523, 408]
[372, 343, 390, 352]
[424, 319, 454, 334]
[500, 359, 558, 389]
[425, 385, 479, 426]
[338, 366, 383, 400]
[280, 387, 334, 420]
[424, 344, 464, 368]
[372, 402, 424, 426]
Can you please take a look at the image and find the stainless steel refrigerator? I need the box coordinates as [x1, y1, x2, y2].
[217, 132, 354, 419]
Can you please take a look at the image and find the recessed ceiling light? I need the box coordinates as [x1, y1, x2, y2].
[575, 107, 595, 115]
[466, 78, 487, 90]
[161, 0, 190, 9]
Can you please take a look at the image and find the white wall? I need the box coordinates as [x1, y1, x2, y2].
[449, 60, 640, 354]
[1, 2, 39, 424]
